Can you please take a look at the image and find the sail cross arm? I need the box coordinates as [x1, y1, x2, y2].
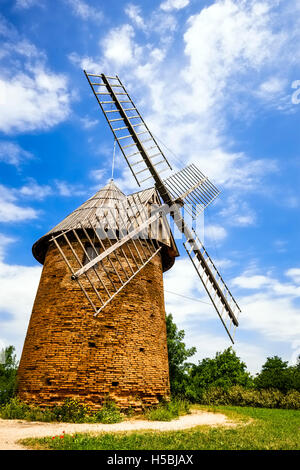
[71, 203, 170, 279]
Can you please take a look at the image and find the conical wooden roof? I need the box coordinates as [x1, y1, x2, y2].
[32, 179, 179, 272]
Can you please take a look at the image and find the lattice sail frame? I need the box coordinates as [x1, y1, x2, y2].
[84, 72, 172, 186]
[50, 196, 171, 317]
[184, 230, 241, 343]
[162, 164, 220, 220]
[57, 71, 242, 343]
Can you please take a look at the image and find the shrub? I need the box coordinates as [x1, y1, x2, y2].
[0, 397, 124, 423]
[93, 399, 122, 424]
[188, 348, 254, 402]
[0, 397, 58, 422]
[146, 398, 191, 421]
[0, 397, 31, 419]
[52, 398, 90, 423]
[280, 390, 300, 410]
[200, 386, 300, 410]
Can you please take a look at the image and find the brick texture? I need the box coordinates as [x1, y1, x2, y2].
[17, 237, 170, 410]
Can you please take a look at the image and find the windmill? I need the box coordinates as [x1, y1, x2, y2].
[80, 72, 241, 342]
[17, 72, 241, 410]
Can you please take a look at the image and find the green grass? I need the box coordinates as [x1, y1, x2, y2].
[20, 406, 300, 450]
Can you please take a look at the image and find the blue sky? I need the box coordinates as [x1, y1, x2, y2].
[0, 0, 300, 374]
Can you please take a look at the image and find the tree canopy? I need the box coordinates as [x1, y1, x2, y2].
[0, 345, 18, 405]
[254, 356, 300, 393]
[165, 313, 196, 396]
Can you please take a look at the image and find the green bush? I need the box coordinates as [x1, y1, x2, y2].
[280, 390, 300, 410]
[93, 399, 123, 424]
[146, 398, 191, 421]
[188, 348, 254, 403]
[52, 398, 90, 423]
[0, 397, 31, 419]
[0, 397, 124, 423]
[0, 397, 57, 422]
[200, 386, 300, 409]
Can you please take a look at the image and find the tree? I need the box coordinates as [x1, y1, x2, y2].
[189, 348, 253, 401]
[0, 345, 18, 404]
[255, 356, 300, 392]
[166, 313, 196, 396]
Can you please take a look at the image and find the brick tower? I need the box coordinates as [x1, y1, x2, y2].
[17, 180, 178, 409]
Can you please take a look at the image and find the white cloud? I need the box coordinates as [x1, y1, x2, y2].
[0, 261, 41, 358]
[0, 19, 72, 134]
[233, 274, 271, 290]
[89, 169, 107, 182]
[160, 0, 190, 12]
[125, 4, 146, 29]
[181, 1, 287, 119]
[0, 234, 15, 260]
[164, 258, 300, 373]
[69, 0, 296, 202]
[0, 234, 41, 358]
[259, 77, 287, 95]
[0, 184, 38, 222]
[102, 24, 138, 66]
[18, 178, 53, 200]
[204, 224, 227, 243]
[240, 293, 300, 344]
[0, 141, 33, 167]
[65, 0, 103, 21]
[285, 268, 300, 285]
[219, 196, 257, 227]
[0, 68, 70, 134]
[15, 0, 39, 9]
[54, 180, 86, 197]
[68, 52, 100, 74]
[231, 268, 300, 344]
[79, 116, 99, 129]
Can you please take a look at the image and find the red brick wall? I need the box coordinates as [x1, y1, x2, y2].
[17, 238, 170, 409]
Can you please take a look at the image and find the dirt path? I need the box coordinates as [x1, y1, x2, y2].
[0, 409, 233, 450]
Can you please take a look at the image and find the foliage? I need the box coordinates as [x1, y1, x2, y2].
[92, 399, 123, 424]
[52, 398, 90, 423]
[0, 397, 123, 423]
[165, 317, 300, 407]
[187, 348, 253, 402]
[166, 313, 196, 396]
[0, 397, 56, 421]
[145, 398, 191, 422]
[254, 356, 300, 392]
[0, 346, 18, 405]
[200, 386, 300, 409]
[21, 407, 300, 450]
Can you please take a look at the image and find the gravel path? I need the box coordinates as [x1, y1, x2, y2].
[0, 410, 233, 450]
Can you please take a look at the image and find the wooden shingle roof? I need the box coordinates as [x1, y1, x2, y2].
[32, 180, 179, 272]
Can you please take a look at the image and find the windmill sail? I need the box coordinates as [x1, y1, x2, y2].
[50, 198, 171, 316]
[183, 230, 240, 343]
[84, 71, 241, 342]
[84, 72, 172, 186]
[162, 163, 220, 220]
